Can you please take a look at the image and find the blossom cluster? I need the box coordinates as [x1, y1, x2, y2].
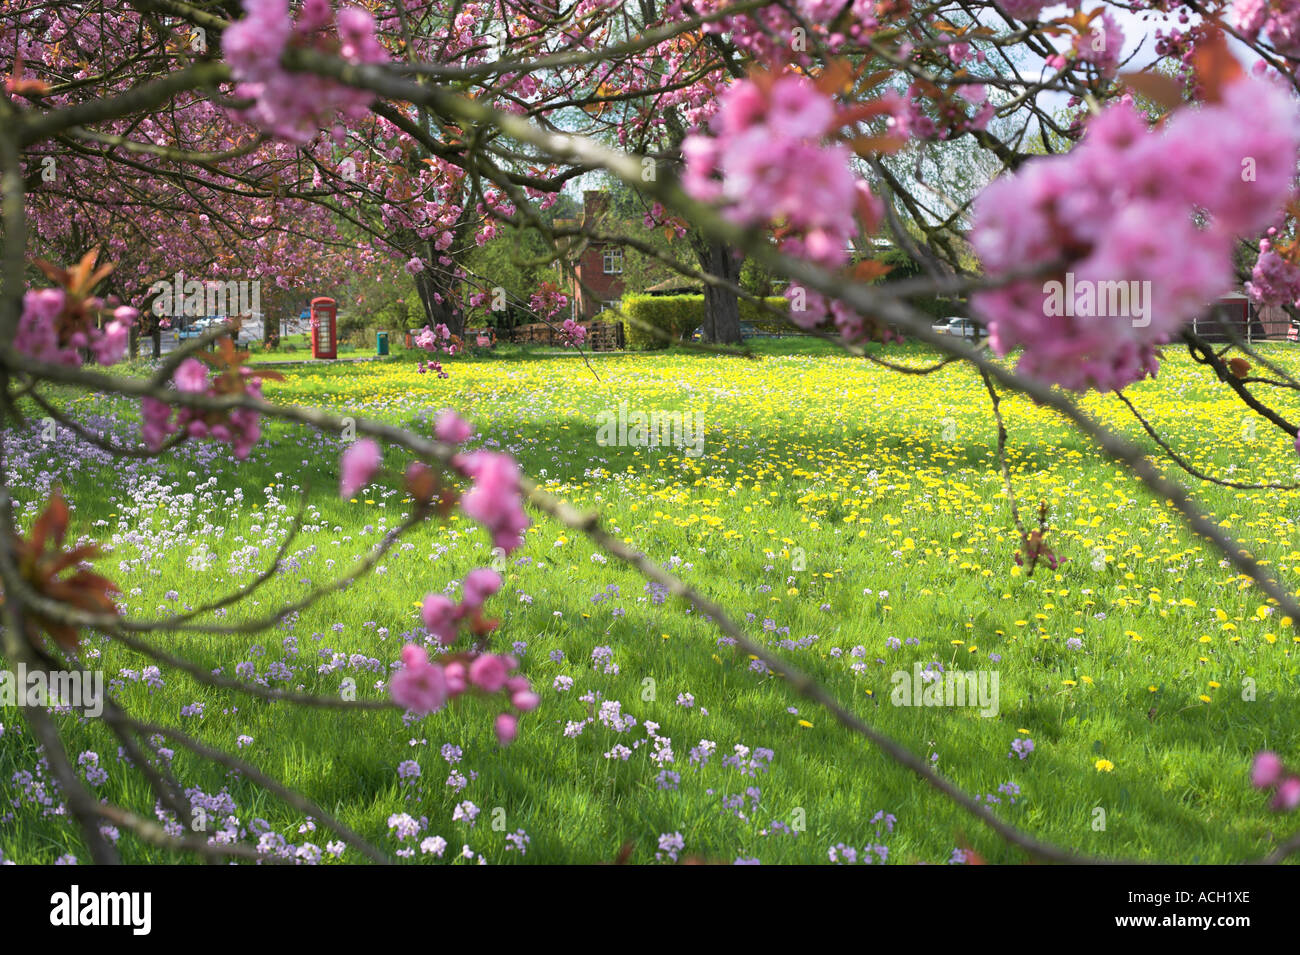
[388, 642, 537, 743]
[16, 288, 137, 368]
[1251, 751, 1300, 811]
[141, 357, 263, 459]
[411, 324, 457, 377]
[455, 450, 530, 552]
[1246, 234, 1300, 306]
[336, 412, 528, 552]
[420, 568, 503, 647]
[414, 323, 457, 356]
[389, 565, 539, 745]
[971, 77, 1300, 392]
[332, 414, 536, 742]
[683, 72, 863, 270]
[529, 282, 569, 319]
[223, 0, 389, 144]
[558, 319, 587, 348]
[682, 71, 889, 345]
[1233, 0, 1300, 56]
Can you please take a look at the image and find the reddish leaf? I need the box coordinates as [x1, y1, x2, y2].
[853, 259, 894, 282]
[1120, 70, 1185, 112]
[7, 490, 120, 651]
[1192, 28, 1244, 104]
[813, 59, 854, 97]
[852, 134, 906, 157]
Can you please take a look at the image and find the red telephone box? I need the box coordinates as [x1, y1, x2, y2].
[310, 296, 337, 359]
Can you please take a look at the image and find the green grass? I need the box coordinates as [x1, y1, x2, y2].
[2, 338, 1297, 864]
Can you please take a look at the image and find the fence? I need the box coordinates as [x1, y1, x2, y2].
[503, 321, 624, 351]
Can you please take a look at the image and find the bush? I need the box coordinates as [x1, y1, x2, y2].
[738, 297, 796, 334]
[617, 295, 795, 350]
[617, 295, 692, 350]
[874, 246, 966, 322]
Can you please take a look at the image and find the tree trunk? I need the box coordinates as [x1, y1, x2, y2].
[262, 285, 276, 344]
[414, 263, 464, 339]
[695, 237, 742, 345]
[131, 288, 164, 360]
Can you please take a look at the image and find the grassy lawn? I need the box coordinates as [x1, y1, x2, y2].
[2, 338, 1298, 864]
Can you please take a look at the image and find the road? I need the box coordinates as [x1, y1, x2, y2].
[155, 319, 308, 355]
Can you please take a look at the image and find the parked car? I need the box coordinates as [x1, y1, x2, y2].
[178, 316, 248, 343]
[932, 317, 981, 340]
[176, 317, 212, 340]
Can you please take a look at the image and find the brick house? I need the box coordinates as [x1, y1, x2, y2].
[555, 190, 627, 320]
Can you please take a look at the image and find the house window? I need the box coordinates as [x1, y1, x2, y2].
[602, 248, 624, 274]
[604, 300, 621, 314]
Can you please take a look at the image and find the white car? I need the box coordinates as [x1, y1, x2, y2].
[933, 317, 980, 339]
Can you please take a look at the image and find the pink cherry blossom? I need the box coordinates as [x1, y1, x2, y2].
[495, 713, 519, 745]
[682, 72, 860, 271]
[1252, 750, 1284, 788]
[389, 644, 448, 715]
[1272, 776, 1300, 811]
[1233, 0, 1300, 55]
[339, 438, 381, 498]
[511, 690, 541, 712]
[223, 0, 388, 144]
[421, 593, 460, 646]
[461, 568, 502, 609]
[468, 653, 509, 692]
[559, 318, 587, 347]
[434, 409, 474, 444]
[971, 77, 1300, 393]
[457, 450, 530, 552]
[999, 0, 1051, 20]
[1247, 238, 1300, 307]
[444, 661, 467, 696]
[174, 358, 209, 393]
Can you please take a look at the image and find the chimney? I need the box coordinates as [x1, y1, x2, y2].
[582, 190, 608, 223]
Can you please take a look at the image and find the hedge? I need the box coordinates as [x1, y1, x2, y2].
[610, 292, 962, 350]
[612, 294, 795, 350]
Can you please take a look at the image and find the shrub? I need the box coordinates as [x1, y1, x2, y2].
[617, 295, 796, 350]
[738, 297, 797, 334]
[617, 295, 692, 350]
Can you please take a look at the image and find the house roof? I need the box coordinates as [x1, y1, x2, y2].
[644, 277, 702, 293]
